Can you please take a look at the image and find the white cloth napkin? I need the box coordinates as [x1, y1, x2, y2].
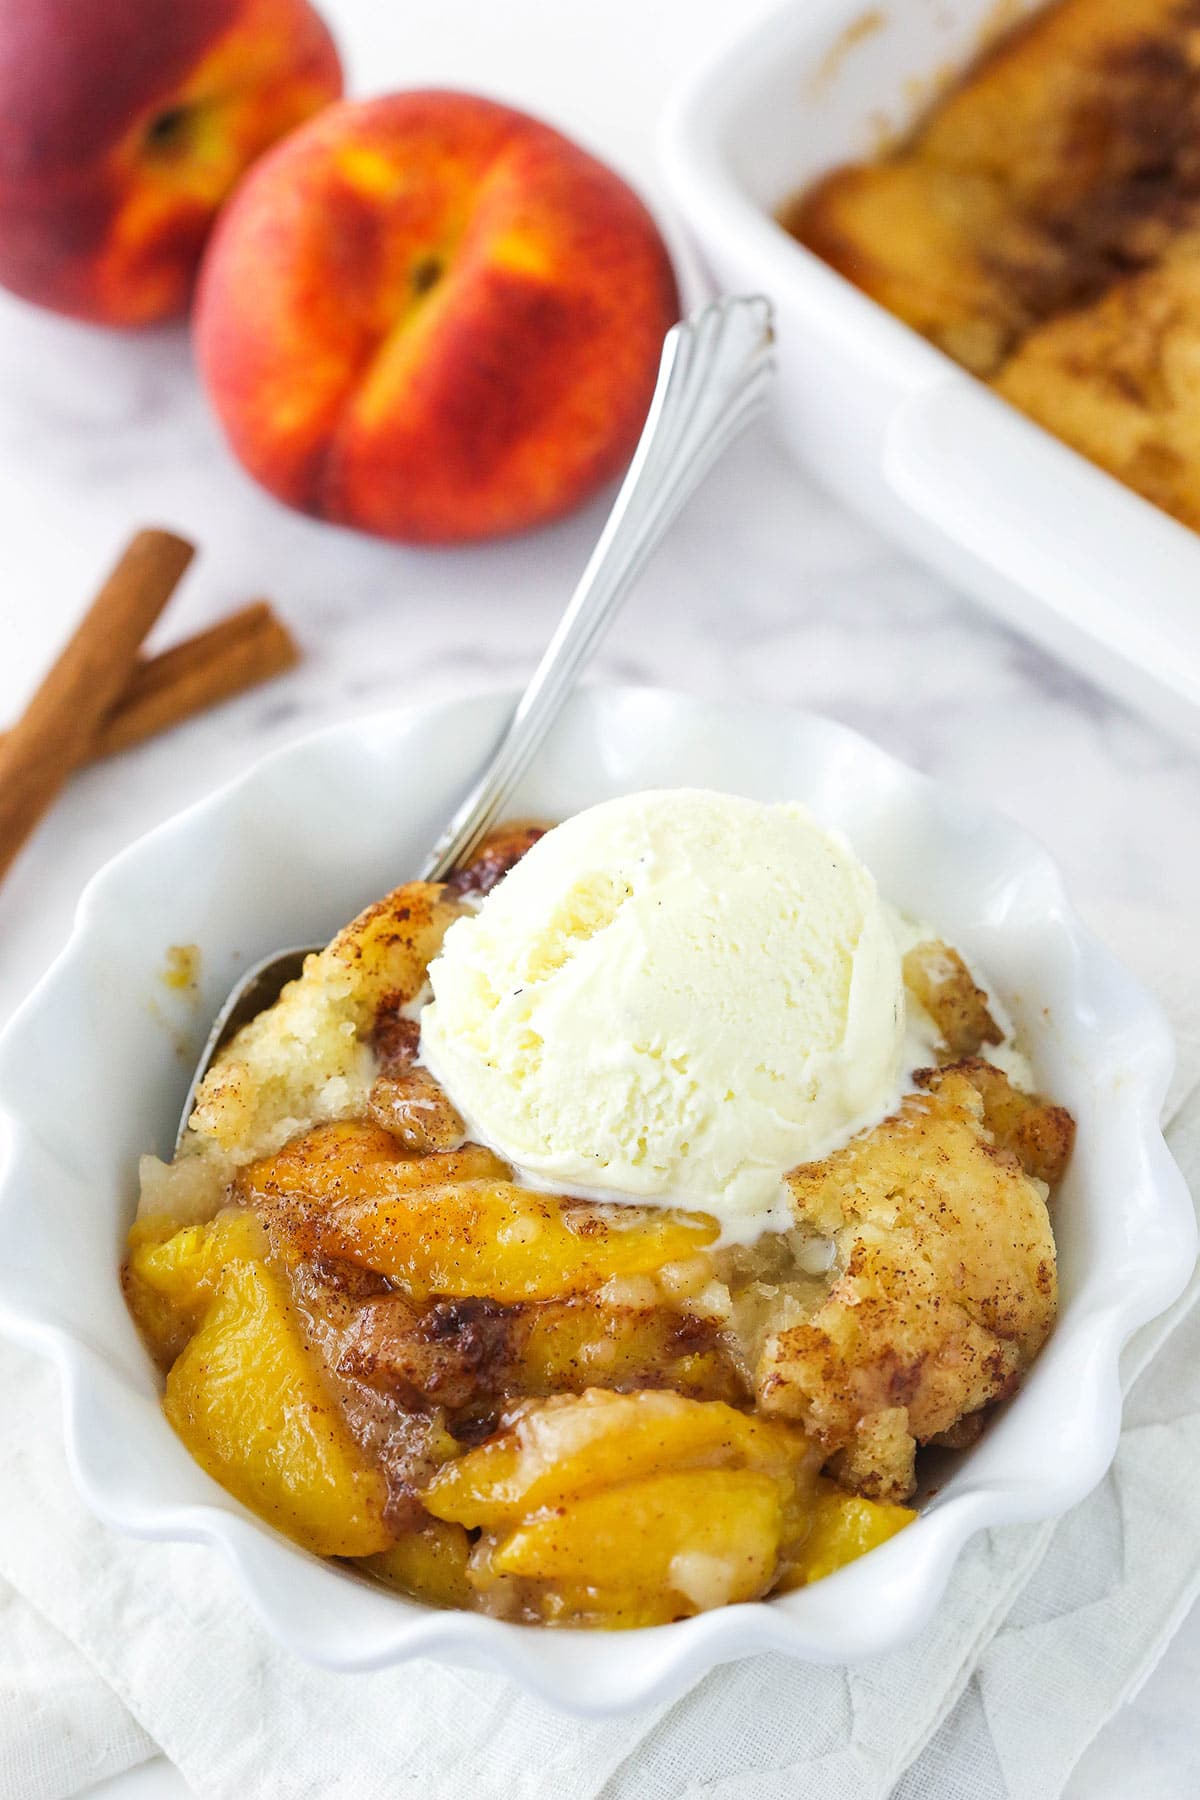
[0, 900, 1195, 1800]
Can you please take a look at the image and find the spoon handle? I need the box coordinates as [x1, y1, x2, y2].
[419, 293, 776, 882]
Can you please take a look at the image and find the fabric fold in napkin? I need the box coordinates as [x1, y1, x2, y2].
[0, 901, 1193, 1800]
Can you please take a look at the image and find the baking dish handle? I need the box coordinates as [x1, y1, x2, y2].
[882, 380, 1200, 702]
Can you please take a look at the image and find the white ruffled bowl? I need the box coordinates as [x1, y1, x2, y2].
[0, 686, 1191, 1714]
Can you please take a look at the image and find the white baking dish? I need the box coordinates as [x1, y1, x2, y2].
[661, 0, 1200, 752]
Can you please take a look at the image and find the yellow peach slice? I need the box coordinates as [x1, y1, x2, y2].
[124, 1208, 267, 1364]
[517, 1299, 743, 1403]
[491, 1469, 788, 1612]
[244, 1121, 718, 1302]
[358, 1517, 473, 1609]
[780, 1481, 915, 1588]
[532, 1583, 689, 1630]
[164, 1259, 392, 1558]
[129, 1208, 266, 1311]
[423, 1389, 817, 1530]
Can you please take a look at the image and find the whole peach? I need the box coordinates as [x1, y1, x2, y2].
[193, 92, 681, 543]
[0, 0, 342, 326]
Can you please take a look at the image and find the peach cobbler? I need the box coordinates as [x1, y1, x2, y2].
[787, 0, 1200, 532]
[124, 791, 1072, 1627]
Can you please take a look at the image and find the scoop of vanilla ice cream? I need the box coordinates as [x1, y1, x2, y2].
[419, 789, 905, 1237]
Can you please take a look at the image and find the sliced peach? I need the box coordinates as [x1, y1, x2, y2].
[491, 1469, 788, 1612]
[531, 1583, 689, 1630]
[358, 1517, 473, 1609]
[128, 1207, 266, 1311]
[779, 1480, 914, 1588]
[164, 1258, 392, 1557]
[124, 1207, 266, 1364]
[423, 1389, 817, 1531]
[518, 1299, 744, 1403]
[244, 1121, 718, 1301]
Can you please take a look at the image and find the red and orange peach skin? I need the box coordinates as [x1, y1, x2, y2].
[0, 0, 343, 326]
[193, 91, 681, 543]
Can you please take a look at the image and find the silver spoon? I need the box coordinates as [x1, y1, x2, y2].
[176, 293, 776, 1146]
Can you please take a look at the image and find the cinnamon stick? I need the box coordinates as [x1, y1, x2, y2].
[91, 601, 298, 759]
[0, 528, 193, 883]
[0, 603, 300, 765]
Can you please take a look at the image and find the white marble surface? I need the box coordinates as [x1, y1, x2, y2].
[2, 0, 1199, 1794]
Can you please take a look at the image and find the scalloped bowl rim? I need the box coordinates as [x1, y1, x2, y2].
[0, 685, 1191, 1715]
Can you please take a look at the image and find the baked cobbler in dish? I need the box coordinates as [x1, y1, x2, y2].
[124, 793, 1072, 1627]
[787, 0, 1200, 532]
